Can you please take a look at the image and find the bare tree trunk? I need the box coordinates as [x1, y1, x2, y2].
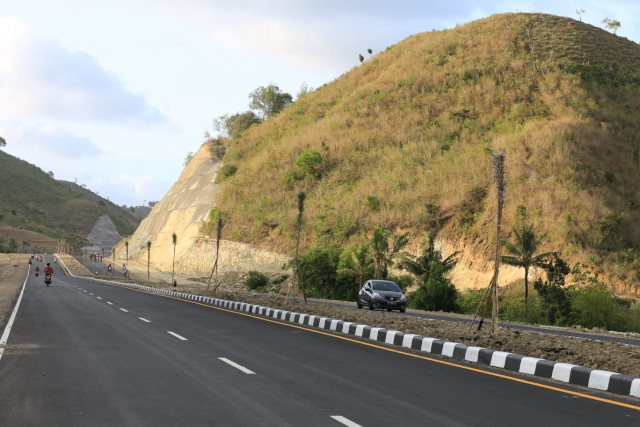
[295, 192, 307, 304]
[208, 217, 224, 293]
[491, 152, 505, 334]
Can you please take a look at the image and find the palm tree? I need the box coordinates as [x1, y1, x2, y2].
[501, 224, 554, 321]
[171, 233, 177, 287]
[337, 244, 372, 290]
[398, 231, 459, 284]
[370, 226, 389, 279]
[146, 241, 151, 280]
[370, 226, 409, 279]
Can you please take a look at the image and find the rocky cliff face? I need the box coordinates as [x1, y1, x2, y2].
[113, 143, 289, 278]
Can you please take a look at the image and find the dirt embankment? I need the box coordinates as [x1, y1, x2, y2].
[0, 254, 29, 329]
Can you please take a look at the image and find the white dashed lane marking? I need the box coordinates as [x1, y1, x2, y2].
[138, 317, 151, 323]
[330, 416, 362, 427]
[218, 357, 255, 374]
[167, 331, 188, 341]
[97, 297, 102, 300]
[120, 308, 128, 313]
[107, 302, 113, 305]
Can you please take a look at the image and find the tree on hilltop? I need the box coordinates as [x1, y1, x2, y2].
[249, 84, 292, 120]
[214, 111, 261, 139]
[0, 136, 5, 147]
[602, 17, 621, 34]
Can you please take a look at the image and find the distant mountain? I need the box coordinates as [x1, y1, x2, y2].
[0, 150, 140, 252]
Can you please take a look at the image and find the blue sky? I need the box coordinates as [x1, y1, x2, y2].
[0, 1, 638, 206]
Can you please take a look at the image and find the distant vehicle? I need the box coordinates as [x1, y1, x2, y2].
[357, 280, 406, 312]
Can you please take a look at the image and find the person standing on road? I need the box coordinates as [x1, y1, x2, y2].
[122, 264, 128, 278]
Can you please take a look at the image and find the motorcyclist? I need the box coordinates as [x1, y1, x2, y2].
[44, 263, 53, 277]
[35, 266, 40, 276]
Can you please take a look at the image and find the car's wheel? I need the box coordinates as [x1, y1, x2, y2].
[368, 300, 374, 310]
[400, 307, 406, 313]
[357, 301, 363, 309]
[387, 308, 392, 312]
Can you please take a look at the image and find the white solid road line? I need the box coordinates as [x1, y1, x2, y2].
[330, 415, 362, 427]
[120, 308, 128, 313]
[138, 317, 151, 323]
[0, 267, 29, 362]
[218, 357, 256, 375]
[167, 331, 188, 341]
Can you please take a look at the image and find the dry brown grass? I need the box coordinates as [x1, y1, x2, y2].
[214, 13, 640, 293]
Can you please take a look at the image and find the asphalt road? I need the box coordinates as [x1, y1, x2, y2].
[71, 254, 640, 348]
[2, 266, 638, 426]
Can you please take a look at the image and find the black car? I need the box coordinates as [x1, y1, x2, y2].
[357, 280, 406, 312]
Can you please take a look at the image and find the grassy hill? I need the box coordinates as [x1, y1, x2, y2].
[212, 13, 640, 293]
[0, 150, 140, 252]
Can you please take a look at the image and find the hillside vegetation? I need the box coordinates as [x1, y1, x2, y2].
[213, 13, 640, 293]
[0, 150, 140, 251]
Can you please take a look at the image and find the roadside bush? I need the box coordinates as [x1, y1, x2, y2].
[408, 263, 459, 312]
[459, 289, 485, 314]
[568, 283, 627, 330]
[272, 274, 288, 285]
[244, 271, 269, 290]
[298, 245, 355, 300]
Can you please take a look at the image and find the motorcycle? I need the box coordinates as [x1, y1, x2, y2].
[44, 274, 52, 286]
[35, 271, 39, 277]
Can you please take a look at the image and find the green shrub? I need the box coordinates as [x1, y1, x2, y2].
[216, 164, 238, 182]
[459, 289, 485, 314]
[272, 274, 288, 285]
[295, 150, 323, 179]
[408, 263, 459, 312]
[365, 195, 381, 211]
[244, 271, 269, 290]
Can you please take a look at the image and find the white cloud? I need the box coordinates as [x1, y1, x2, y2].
[89, 173, 168, 206]
[14, 124, 103, 159]
[0, 17, 166, 124]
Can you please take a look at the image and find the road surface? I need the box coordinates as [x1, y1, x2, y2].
[2, 265, 638, 426]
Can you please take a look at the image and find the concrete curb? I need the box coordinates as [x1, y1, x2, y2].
[56, 256, 640, 399]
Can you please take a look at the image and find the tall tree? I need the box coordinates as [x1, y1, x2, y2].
[249, 85, 292, 120]
[501, 224, 554, 321]
[369, 227, 408, 279]
[370, 226, 389, 279]
[398, 231, 459, 285]
[337, 244, 372, 290]
[0, 136, 6, 147]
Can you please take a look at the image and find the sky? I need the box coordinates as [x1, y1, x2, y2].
[0, 1, 638, 207]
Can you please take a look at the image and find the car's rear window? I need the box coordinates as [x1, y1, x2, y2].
[371, 281, 401, 292]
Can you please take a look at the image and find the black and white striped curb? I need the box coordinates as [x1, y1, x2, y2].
[57, 256, 640, 399]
